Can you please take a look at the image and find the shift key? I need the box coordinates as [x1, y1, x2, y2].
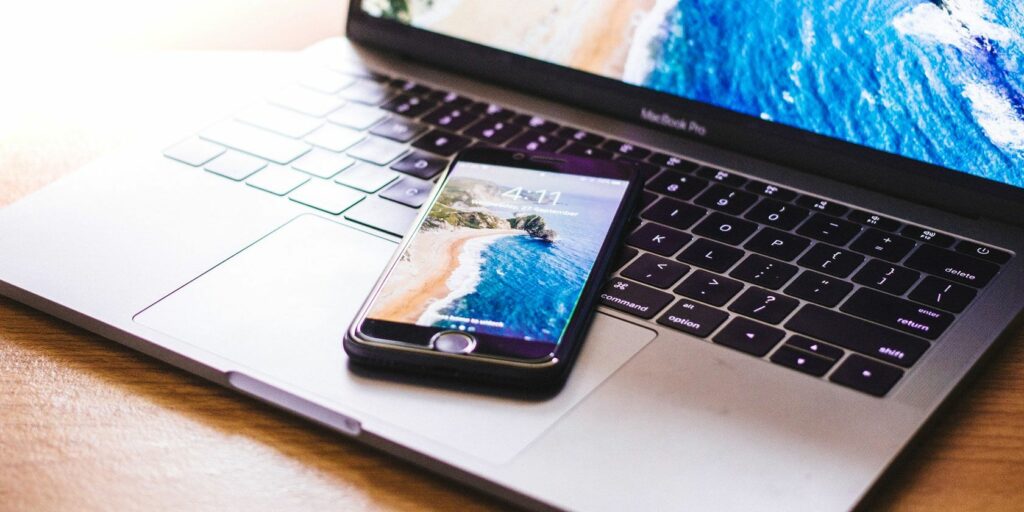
[600, 278, 674, 319]
[201, 120, 311, 165]
[785, 305, 930, 367]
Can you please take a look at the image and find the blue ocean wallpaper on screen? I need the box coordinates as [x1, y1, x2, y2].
[366, 0, 1024, 188]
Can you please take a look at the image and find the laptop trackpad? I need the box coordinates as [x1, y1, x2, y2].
[135, 214, 656, 464]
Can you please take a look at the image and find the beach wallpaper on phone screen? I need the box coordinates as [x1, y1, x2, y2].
[365, 0, 1024, 188]
[368, 163, 627, 343]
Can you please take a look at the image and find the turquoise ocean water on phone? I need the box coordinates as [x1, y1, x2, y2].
[433, 193, 609, 344]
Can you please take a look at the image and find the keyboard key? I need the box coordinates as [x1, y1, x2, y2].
[713, 317, 785, 357]
[677, 238, 745, 273]
[466, 102, 515, 120]
[744, 180, 797, 202]
[329, 61, 388, 81]
[829, 355, 904, 397]
[621, 254, 690, 288]
[785, 335, 844, 360]
[674, 269, 744, 306]
[900, 225, 955, 247]
[847, 210, 901, 232]
[904, 244, 999, 288]
[692, 212, 758, 245]
[201, 121, 312, 165]
[344, 196, 419, 237]
[510, 114, 560, 133]
[236, 104, 323, 138]
[601, 139, 651, 159]
[657, 298, 729, 337]
[797, 243, 864, 278]
[246, 164, 309, 195]
[849, 229, 916, 262]
[641, 197, 706, 230]
[744, 199, 809, 230]
[730, 254, 798, 290]
[465, 119, 522, 145]
[646, 170, 708, 200]
[852, 260, 921, 295]
[289, 180, 364, 215]
[370, 117, 427, 142]
[506, 131, 567, 152]
[291, 149, 355, 179]
[840, 288, 954, 340]
[204, 151, 267, 181]
[648, 153, 700, 172]
[784, 271, 853, 307]
[299, 69, 356, 94]
[338, 79, 393, 105]
[412, 129, 473, 156]
[770, 346, 835, 377]
[381, 94, 437, 117]
[795, 195, 848, 216]
[422, 106, 479, 131]
[558, 140, 614, 160]
[425, 90, 472, 109]
[743, 228, 811, 261]
[614, 246, 640, 270]
[163, 138, 225, 166]
[796, 214, 862, 246]
[555, 127, 604, 146]
[304, 124, 365, 152]
[955, 240, 1011, 264]
[380, 176, 435, 208]
[599, 278, 674, 319]
[335, 162, 400, 193]
[909, 276, 976, 313]
[268, 86, 344, 117]
[694, 167, 747, 187]
[328, 103, 389, 130]
[347, 136, 408, 165]
[694, 185, 758, 215]
[389, 79, 433, 96]
[785, 305, 929, 367]
[390, 151, 448, 179]
[627, 223, 692, 256]
[729, 287, 798, 324]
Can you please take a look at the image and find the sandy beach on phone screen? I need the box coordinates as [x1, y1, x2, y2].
[369, 228, 520, 324]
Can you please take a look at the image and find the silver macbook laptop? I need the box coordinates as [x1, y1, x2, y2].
[3, 1, 1024, 510]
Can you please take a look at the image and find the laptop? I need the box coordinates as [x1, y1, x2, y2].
[2, 1, 1023, 510]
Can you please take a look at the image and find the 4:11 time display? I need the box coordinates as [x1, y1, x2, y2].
[500, 187, 562, 205]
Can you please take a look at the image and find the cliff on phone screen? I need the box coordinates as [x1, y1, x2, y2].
[367, 164, 626, 343]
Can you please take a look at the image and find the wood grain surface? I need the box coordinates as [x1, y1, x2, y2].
[2, 2, 1024, 511]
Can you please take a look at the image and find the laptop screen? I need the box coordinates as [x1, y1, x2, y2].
[360, 1, 1024, 190]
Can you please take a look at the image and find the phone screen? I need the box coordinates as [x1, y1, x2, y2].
[366, 159, 630, 346]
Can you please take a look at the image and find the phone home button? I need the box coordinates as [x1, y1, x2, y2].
[432, 331, 477, 354]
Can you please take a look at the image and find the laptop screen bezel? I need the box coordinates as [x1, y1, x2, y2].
[345, 3, 1024, 226]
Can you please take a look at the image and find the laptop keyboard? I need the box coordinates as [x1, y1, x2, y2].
[162, 59, 1013, 398]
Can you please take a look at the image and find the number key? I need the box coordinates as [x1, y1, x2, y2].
[744, 199, 809, 230]
[646, 170, 708, 200]
[694, 185, 758, 215]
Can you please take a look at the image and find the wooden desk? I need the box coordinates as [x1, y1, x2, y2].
[2, 6, 1023, 511]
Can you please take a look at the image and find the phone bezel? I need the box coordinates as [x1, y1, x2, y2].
[349, 147, 641, 369]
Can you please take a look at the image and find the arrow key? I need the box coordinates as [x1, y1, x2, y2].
[712, 317, 785, 357]
[785, 335, 844, 360]
[621, 253, 690, 288]
[770, 345, 835, 377]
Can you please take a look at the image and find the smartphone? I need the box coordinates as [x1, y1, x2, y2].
[345, 147, 642, 390]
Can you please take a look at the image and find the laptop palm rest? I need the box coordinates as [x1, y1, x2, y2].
[134, 214, 655, 464]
